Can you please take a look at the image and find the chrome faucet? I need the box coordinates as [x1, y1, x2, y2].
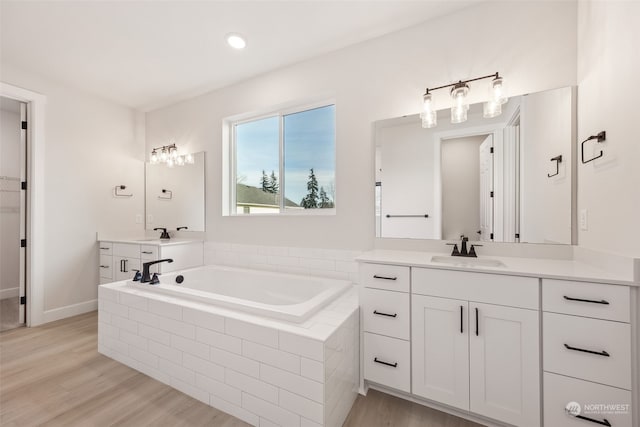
[447, 235, 482, 258]
[141, 258, 173, 283]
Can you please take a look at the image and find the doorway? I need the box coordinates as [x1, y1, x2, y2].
[1, 96, 27, 331]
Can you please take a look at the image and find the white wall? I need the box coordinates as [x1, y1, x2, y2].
[0, 64, 145, 314]
[146, 1, 577, 251]
[577, 1, 640, 256]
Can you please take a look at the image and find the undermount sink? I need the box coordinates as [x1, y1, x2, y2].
[431, 255, 506, 268]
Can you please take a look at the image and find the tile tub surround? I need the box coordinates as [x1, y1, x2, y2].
[98, 282, 359, 427]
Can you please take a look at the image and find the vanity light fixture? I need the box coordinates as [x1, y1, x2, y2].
[149, 143, 195, 168]
[420, 72, 507, 128]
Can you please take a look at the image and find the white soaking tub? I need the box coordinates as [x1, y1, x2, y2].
[127, 264, 351, 323]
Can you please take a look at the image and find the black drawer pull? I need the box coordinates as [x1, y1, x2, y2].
[475, 307, 479, 336]
[564, 344, 610, 357]
[99, 247, 110, 250]
[563, 296, 609, 305]
[99, 265, 109, 269]
[373, 310, 397, 318]
[373, 275, 397, 281]
[374, 357, 397, 368]
[575, 415, 611, 426]
[141, 251, 153, 254]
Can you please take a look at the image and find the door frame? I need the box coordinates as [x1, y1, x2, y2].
[1, 82, 47, 326]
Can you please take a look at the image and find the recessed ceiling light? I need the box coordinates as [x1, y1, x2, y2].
[226, 33, 246, 50]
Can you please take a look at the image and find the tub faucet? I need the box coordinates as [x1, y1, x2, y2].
[154, 227, 170, 239]
[141, 258, 173, 283]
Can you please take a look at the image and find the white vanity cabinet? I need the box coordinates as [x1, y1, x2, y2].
[411, 268, 540, 427]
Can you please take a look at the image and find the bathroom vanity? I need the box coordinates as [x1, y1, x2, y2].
[357, 250, 637, 427]
[98, 238, 204, 284]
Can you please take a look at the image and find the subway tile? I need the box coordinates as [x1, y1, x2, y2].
[257, 246, 289, 256]
[209, 394, 259, 426]
[211, 347, 260, 378]
[301, 417, 323, 427]
[266, 255, 299, 267]
[196, 327, 242, 354]
[148, 340, 182, 364]
[260, 364, 323, 403]
[111, 314, 138, 334]
[279, 389, 324, 424]
[138, 324, 172, 346]
[225, 319, 278, 348]
[128, 345, 158, 368]
[299, 257, 335, 271]
[231, 243, 259, 254]
[118, 292, 148, 310]
[301, 358, 324, 383]
[242, 341, 300, 374]
[101, 335, 129, 355]
[279, 332, 323, 361]
[119, 330, 147, 350]
[158, 358, 195, 385]
[130, 309, 196, 339]
[98, 310, 111, 325]
[242, 393, 300, 427]
[148, 299, 182, 320]
[225, 369, 279, 404]
[98, 322, 118, 338]
[183, 308, 225, 332]
[259, 417, 280, 427]
[335, 260, 359, 273]
[196, 373, 242, 406]
[183, 353, 224, 382]
[98, 286, 118, 302]
[171, 335, 209, 360]
[100, 300, 129, 318]
[171, 377, 209, 405]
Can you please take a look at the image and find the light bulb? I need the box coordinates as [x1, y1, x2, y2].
[185, 153, 195, 164]
[490, 76, 507, 105]
[176, 155, 185, 166]
[150, 150, 158, 164]
[167, 158, 175, 168]
[226, 34, 246, 49]
[420, 92, 437, 128]
[160, 147, 168, 163]
[483, 100, 502, 118]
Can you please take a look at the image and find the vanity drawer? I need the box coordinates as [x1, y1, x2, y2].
[544, 372, 632, 427]
[112, 243, 141, 259]
[543, 312, 631, 390]
[360, 263, 410, 293]
[362, 288, 410, 340]
[98, 241, 112, 255]
[412, 268, 538, 310]
[99, 255, 113, 279]
[543, 279, 630, 322]
[364, 332, 410, 393]
[140, 245, 158, 260]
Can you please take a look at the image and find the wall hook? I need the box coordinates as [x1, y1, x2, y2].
[581, 131, 606, 164]
[158, 189, 173, 200]
[547, 155, 563, 177]
[114, 185, 133, 197]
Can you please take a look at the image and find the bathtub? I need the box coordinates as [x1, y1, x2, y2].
[127, 264, 351, 323]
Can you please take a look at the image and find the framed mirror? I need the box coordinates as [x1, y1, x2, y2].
[375, 86, 575, 244]
[145, 151, 205, 232]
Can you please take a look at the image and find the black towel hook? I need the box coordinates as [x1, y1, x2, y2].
[581, 131, 606, 164]
[547, 155, 563, 177]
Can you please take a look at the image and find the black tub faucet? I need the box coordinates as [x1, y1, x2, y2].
[154, 227, 170, 239]
[141, 258, 173, 283]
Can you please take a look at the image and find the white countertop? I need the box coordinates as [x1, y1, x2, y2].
[356, 250, 639, 286]
[100, 237, 203, 247]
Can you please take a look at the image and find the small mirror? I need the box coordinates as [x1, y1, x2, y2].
[145, 151, 205, 232]
[375, 86, 575, 244]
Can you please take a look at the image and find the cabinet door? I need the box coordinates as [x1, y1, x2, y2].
[113, 256, 140, 282]
[469, 302, 540, 427]
[412, 295, 469, 411]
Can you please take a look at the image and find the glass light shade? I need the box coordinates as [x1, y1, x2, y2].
[420, 93, 437, 128]
[176, 155, 185, 166]
[160, 147, 168, 163]
[150, 150, 158, 164]
[167, 157, 175, 168]
[170, 145, 178, 160]
[490, 77, 507, 105]
[185, 153, 195, 164]
[483, 100, 502, 118]
[451, 105, 468, 124]
[450, 83, 469, 124]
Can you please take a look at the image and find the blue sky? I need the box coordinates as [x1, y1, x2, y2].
[236, 105, 335, 205]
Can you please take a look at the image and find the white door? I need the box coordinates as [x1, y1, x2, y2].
[479, 135, 494, 241]
[469, 302, 540, 427]
[113, 256, 140, 281]
[412, 295, 470, 410]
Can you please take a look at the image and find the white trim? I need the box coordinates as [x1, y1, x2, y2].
[1, 82, 46, 327]
[0, 287, 20, 300]
[42, 299, 98, 324]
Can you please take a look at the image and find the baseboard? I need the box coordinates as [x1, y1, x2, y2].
[42, 299, 97, 324]
[0, 287, 19, 300]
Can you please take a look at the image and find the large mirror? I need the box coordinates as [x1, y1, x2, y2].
[145, 151, 205, 232]
[375, 86, 575, 244]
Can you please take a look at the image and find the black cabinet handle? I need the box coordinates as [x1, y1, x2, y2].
[141, 251, 153, 254]
[575, 415, 611, 426]
[564, 344, 610, 357]
[373, 275, 397, 281]
[100, 265, 109, 269]
[99, 247, 110, 250]
[123, 259, 128, 273]
[374, 357, 398, 368]
[120, 259, 124, 272]
[373, 310, 397, 318]
[460, 305, 464, 334]
[475, 307, 479, 336]
[563, 296, 609, 305]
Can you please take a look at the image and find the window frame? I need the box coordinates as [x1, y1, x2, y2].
[226, 99, 336, 216]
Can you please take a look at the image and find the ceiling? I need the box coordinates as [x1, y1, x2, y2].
[1, 1, 479, 111]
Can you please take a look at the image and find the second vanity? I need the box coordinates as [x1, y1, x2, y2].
[98, 238, 204, 284]
[357, 250, 637, 427]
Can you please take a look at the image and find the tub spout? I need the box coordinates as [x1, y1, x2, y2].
[141, 258, 173, 283]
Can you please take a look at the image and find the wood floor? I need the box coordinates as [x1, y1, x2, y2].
[0, 297, 20, 332]
[0, 311, 484, 427]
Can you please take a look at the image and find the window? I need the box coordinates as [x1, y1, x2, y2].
[230, 103, 335, 215]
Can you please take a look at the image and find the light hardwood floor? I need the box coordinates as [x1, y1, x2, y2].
[0, 311, 484, 427]
[0, 297, 20, 332]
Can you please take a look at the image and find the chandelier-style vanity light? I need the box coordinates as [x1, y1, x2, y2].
[149, 142, 195, 167]
[420, 72, 507, 128]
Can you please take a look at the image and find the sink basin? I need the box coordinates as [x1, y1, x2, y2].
[431, 255, 506, 268]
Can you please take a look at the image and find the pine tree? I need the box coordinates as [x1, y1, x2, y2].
[300, 168, 319, 208]
[269, 170, 279, 194]
[319, 186, 331, 208]
[260, 170, 269, 192]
